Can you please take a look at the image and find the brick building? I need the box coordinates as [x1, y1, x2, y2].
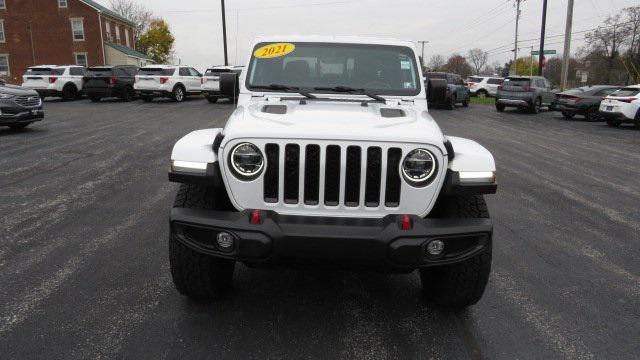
[0, 0, 150, 83]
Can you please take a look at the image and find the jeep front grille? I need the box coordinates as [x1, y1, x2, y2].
[263, 143, 403, 208]
[14, 95, 42, 107]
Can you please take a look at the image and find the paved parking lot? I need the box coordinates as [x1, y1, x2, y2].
[1, 98, 638, 359]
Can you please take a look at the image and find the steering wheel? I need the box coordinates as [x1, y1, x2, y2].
[363, 81, 391, 89]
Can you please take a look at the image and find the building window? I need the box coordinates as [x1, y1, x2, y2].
[125, 28, 130, 47]
[0, 0, 6, 10]
[74, 53, 88, 67]
[58, 0, 68, 8]
[0, 54, 9, 76]
[105, 20, 111, 41]
[0, 20, 4, 43]
[71, 18, 84, 41]
[115, 25, 121, 43]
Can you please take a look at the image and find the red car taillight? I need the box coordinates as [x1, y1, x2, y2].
[160, 77, 169, 84]
[49, 77, 58, 84]
[110, 77, 117, 85]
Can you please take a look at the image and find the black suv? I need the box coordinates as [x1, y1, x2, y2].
[83, 65, 139, 102]
[0, 80, 44, 130]
[424, 72, 470, 109]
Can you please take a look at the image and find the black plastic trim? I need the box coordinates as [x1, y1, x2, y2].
[443, 170, 497, 195]
[444, 139, 455, 162]
[168, 162, 224, 187]
[212, 133, 224, 153]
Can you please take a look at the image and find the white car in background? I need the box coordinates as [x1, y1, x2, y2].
[201, 65, 244, 103]
[599, 85, 640, 128]
[466, 76, 504, 97]
[134, 65, 203, 102]
[21, 65, 86, 100]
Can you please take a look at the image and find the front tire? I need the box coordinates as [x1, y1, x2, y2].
[606, 118, 621, 127]
[421, 195, 492, 308]
[495, 103, 505, 112]
[476, 90, 488, 98]
[462, 97, 469, 107]
[561, 111, 574, 119]
[122, 86, 134, 102]
[169, 184, 235, 299]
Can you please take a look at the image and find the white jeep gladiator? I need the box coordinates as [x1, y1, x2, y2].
[168, 36, 497, 308]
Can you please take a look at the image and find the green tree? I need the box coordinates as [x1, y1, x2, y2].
[511, 56, 539, 76]
[137, 19, 175, 64]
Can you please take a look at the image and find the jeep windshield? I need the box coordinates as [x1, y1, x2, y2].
[246, 42, 421, 97]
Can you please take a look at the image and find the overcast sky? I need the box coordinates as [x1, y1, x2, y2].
[95, 0, 638, 71]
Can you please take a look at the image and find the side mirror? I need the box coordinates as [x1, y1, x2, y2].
[219, 72, 239, 101]
[426, 78, 448, 104]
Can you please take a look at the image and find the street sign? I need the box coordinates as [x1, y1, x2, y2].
[531, 50, 557, 55]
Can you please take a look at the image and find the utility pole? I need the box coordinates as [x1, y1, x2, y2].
[512, 0, 523, 74]
[418, 41, 429, 68]
[560, 0, 574, 90]
[530, 45, 534, 76]
[538, 0, 548, 76]
[221, 0, 229, 65]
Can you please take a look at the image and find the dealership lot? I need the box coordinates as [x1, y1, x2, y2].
[1, 100, 638, 359]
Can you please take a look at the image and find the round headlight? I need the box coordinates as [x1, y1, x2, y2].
[402, 149, 436, 185]
[230, 142, 264, 179]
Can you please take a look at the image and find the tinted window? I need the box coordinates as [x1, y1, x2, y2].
[86, 67, 113, 76]
[595, 88, 618, 96]
[115, 68, 130, 77]
[612, 88, 640, 97]
[468, 77, 484, 83]
[487, 78, 503, 85]
[179, 68, 189, 76]
[188, 68, 201, 76]
[26, 68, 65, 76]
[69, 67, 85, 76]
[425, 73, 446, 80]
[247, 42, 420, 96]
[139, 68, 175, 76]
[206, 68, 231, 75]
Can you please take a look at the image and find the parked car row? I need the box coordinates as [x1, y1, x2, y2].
[598, 85, 640, 128]
[466, 76, 504, 97]
[0, 79, 44, 130]
[18, 64, 244, 103]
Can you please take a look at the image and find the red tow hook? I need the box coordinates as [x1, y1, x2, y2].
[250, 209, 262, 225]
[401, 214, 412, 230]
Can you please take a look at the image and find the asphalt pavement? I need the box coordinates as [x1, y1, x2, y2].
[0, 97, 638, 359]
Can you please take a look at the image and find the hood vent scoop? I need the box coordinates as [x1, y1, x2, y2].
[262, 104, 288, 114]
[380, 108, 406, 118]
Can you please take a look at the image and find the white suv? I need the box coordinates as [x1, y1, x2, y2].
[466, 76, 504, 97]
[167, 36, 498, 308]
[134, 65, 203, 102]
[21, 65, 86, 100]
[599, 85, 640, 128]
[202, 65, 244, 103]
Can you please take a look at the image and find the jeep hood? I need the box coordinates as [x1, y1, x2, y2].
[222, 100, 445, 146]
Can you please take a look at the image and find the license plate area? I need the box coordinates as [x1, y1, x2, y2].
[606, 106, 613, 111]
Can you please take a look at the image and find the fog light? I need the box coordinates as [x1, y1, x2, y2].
[216, 232, 235, 252]
[426, 240, 444, 256]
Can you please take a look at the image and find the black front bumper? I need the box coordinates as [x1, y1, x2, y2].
[0, 108, 44, 125]
[136, 90, 171, 97]
[171, 208, 492, 269]
[85, 87, 120, 98]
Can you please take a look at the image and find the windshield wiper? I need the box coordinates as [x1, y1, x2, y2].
[313, 86, 386, 102]
[252, 84, 316, 99]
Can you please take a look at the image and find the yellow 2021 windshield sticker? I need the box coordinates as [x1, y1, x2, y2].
[254, 43, 296, 59]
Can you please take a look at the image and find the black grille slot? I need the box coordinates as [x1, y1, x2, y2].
[283, 144, 300, 204]
[344, 146, 361, 207]
[263, 144, 279, 203]
[365, 147, 382, 207]
[324, 145, 341, 206]
[385, 148, 402, 207]
[304, 145, 320, 205]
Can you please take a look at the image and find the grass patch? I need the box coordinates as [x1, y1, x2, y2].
[470, 96, 496, 105]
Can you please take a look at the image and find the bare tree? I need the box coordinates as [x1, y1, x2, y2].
[467, 48, 489, 75]
[584, 14, 630, 83]
[427, 54, 445, 71]
[110, 0, 153, 41]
